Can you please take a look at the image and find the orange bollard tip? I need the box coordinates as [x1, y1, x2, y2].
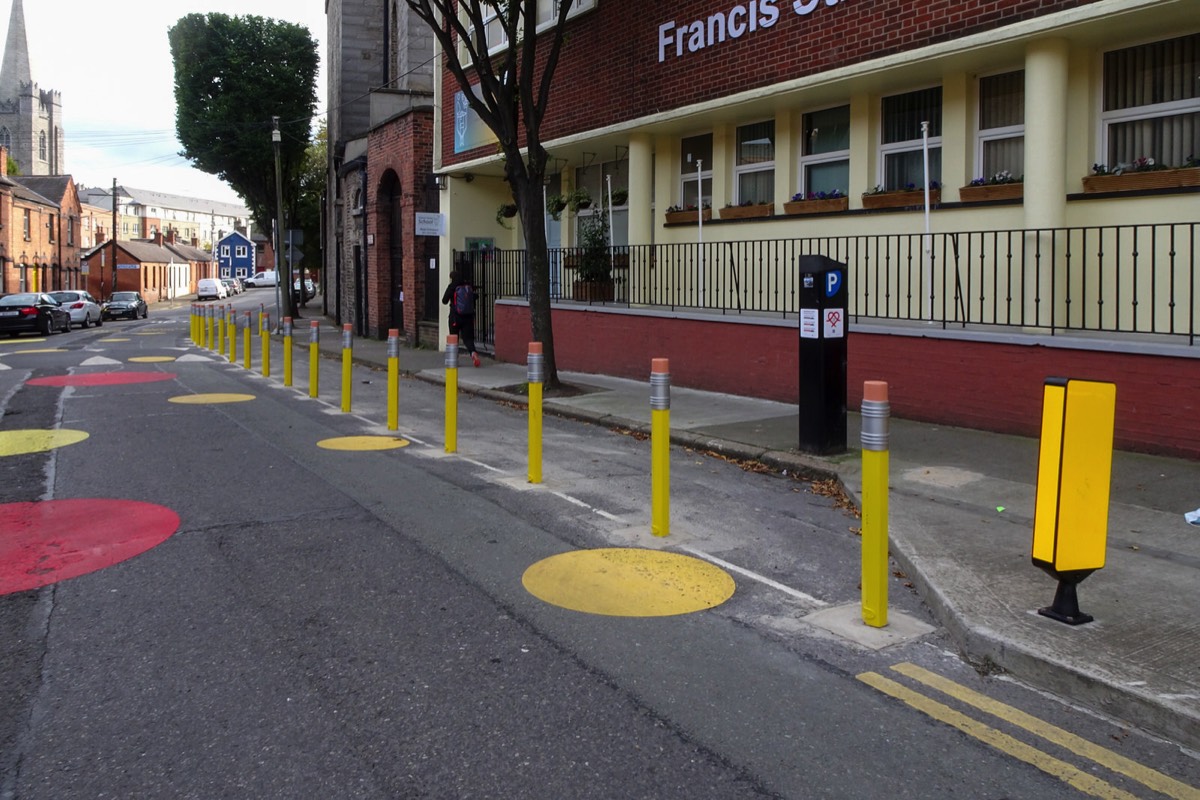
[529, 341, 543, 354]
[651, 357, 669, 373]
[342, 324, 352, 332]
[447, 335, 459, 345]
[284, 317, 292, 324]
[388, 328, 399, 337]
[864, 380, 889, 402]
[310, 320, 319, 327]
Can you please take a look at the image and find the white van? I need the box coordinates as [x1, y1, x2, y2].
[244, 270, 278, 288]
[197, 278, 228, 300]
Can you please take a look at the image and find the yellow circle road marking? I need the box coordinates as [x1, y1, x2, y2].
[99, 338, 130, 342]
[168, 393, 256, 404]
[128, 356, 177, 363]
[317, 436, 410, 451]
[7, 349, 66, 355]
[0, 429, 89, 457]
[523, 548, 736, 617]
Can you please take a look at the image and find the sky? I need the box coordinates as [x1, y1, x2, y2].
[11, 0, 327, 208]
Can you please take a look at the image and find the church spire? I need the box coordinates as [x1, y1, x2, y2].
[0, 0, 32, 102]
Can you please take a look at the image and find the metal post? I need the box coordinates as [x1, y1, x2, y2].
[216, 304, 225, 353]
[261, 312, 271, 377]
[227, 304, 235, 362]
[861, 380, 890, 628]
[308, 321, 320, 398]
[283, 317, 293, 387]
[242, 311, 252, 370]
[444, 335, 459, 453]
[387, 328, 400, 430]
[650, 358, 671, 537]
[341, 324, 352, 412]
[527, 342, 544, 484]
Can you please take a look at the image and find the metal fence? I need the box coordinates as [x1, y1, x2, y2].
[456, 222, 1199, 346]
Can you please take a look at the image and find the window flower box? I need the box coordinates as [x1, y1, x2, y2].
[664, 208, 711, 224]
[719, 202, 774, 220]
[782, 197, 849, 215]
[862, 189, 940, 210]
[958, 183, 1023, 202]
[1082, 167, 1200, 194]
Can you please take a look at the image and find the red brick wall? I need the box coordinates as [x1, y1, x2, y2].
[442, 0, 1099, 163]
[494, 302, 1200, 458]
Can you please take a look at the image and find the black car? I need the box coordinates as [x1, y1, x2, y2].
[103, 291, 148, 320]
[0, 292, 72, 337]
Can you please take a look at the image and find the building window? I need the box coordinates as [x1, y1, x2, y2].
[68, 217, 74, 246]
[48, 215, 55, 243]
[976, 71, 1025, 179]
[574, 158, 629, 246]
[39, 131, 47, 160]
[221, 245, 230, 257]
[800, 105, 850, 197]
[679, 133, 713, 210]
[734, 120, 775, 204]
[23, 209, 30, 240]
[236, 245, 248, 258]
[880, 86, 942, 190]
[1101, 33, 1200, 168]
[0, 127, 9, 149]
[465, 0, 596, 60]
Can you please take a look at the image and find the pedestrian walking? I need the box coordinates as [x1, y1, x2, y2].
[443, 271, 481, 367]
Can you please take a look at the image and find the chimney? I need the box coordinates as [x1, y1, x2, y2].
[153, 231, 163, 246]
[191, 237, 199, 248]
[0, 145, 6, 177]
[165, 229, 177, 244]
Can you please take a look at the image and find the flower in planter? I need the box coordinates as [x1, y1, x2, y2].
[791, 189, 846, 201]
[665, 203, 710, 213]
[546, 194, 567, 220]
[495, 203, 518, 227]
[968, 170, 1022, 186]
[1091, 157, 1170, 175]
[863, 181, 940, 196]
[724, 199, 769, 208]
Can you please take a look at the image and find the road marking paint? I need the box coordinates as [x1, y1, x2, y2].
[167, 393, 256, 404]
[551, 491, 590, 508]
[128, 356, 177, 363]
[680, 545, 828, 607]
[28, 372, 178, 387]
[523, 548, 736, 617]
[99, 338, 130, 342]
[857, 672, 1139, 800]
[79, 357, 123, 366]
[7, 349, 66, 355]
[317, 435, 410, 451]
[890, 662, 1200, 799]
[0, 429, 89, 457]
[0, 337, 47, 345]
[461, 457, 503, 473]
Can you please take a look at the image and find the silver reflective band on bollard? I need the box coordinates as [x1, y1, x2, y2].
[309, 323, 319, 344]
[650, 371, 671, 410]
[527, 352, 545, 384]
[860, 399, 890, 452]
[342, 327, 352, 349]
[262, 314, 270, 332]
[387, 335, 399, 359]
[283, 319, 292, 337]
[444, 341, 459, 368]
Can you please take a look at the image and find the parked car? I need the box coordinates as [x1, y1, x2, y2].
[49, 290, 104, 328]
[0, 292, 72, 337]
[293, 279, 317, 301]
[102, 291, 148, 320]
[244, 270, 278, 288]
[197, 278, 228, 301]
[220, 278, 242, 296]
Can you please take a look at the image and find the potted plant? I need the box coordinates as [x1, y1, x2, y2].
[496, 202, 518, 227]
[783, 189, 849, 215]
[566, 187, 593, 213]
[1082, 156, 1200, 193]
[664, 203, 711, 224]
[609, 187, 629, 206]
[959, 170, 1023, 202]
[862, 181, 941, 210]
[546, 194, 567, 220]
[571, 212, 614, 302]
[719, 199, 774, 220]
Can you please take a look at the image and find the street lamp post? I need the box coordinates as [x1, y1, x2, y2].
[272, 116, 286, 328]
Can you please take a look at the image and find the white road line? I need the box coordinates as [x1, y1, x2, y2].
[552, 491, 590, 508]
[679, 545, 828, 607]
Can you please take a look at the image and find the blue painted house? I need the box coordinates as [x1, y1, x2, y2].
[216, 231, 254, 281]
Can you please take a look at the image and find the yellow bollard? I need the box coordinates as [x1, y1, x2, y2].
[527, 342, 544, 484]
[650, 358, 670, 536]
[282, 317, 293, 387]
[242, 311, 252, 370]
[226, 304, 235, 362]
[216, 304, 225, 354]
[206, 305, 215, 350]
[257, 304, 263, 338]
[386, 328, 400, 431]
[190, 304, 197, 345]
[861, 380, 890, 628]
[261, 312, 271, 377]
[444, 335, 459, 453]
[340, 324, 352, 412]
[308, 321, 320, 398]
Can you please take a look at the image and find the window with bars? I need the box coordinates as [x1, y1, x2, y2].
[734, 120, 775, 204]
[679, 133, 713, 210]
[1101, 33, 1200, 168]
[799, 105, 850, 197]
[880, 86, 942, 190]
[977, 71, 1024, 179]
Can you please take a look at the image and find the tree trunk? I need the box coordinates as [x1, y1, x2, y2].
[516, 184, 560, 389]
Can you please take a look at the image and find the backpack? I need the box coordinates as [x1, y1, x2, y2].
[453, 284, 476, 316]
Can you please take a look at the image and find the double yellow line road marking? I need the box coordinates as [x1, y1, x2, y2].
[858, 663, 1199, 800]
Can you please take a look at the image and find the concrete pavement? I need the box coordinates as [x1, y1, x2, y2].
[304, 315, 1200, 752]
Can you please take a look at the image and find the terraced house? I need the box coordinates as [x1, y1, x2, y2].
[330, 0, 1198, 456]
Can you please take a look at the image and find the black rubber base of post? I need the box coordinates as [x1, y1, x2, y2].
[1037, 579, 1094, 626]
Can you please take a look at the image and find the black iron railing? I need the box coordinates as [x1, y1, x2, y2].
[455, 223, 1199, 346]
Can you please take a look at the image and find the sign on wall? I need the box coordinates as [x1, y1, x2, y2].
[454, 90, 497, 154]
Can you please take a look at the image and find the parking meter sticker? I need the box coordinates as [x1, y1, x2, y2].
[825, 269, 843, 297]
[0, 499, 180, 595]
[824, 308, 845, 338]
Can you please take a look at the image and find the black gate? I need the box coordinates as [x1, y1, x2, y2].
[452, 248, 526, 353]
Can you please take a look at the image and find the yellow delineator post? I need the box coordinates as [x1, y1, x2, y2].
[282, 317, 293, 387]
[340, 324, 353, 412]
[190, 304, 197, 345]
[206, 305, 215, 349]
[527, 342, 544, 484]
[242, 311, 252, 370]
[226, 304, 236, 362]
[308, 321, 320, 398]
[261, 312, 271, 377]
[444, 335, 459, 453]
[216, 304, 225, 354]
[386, 328, 400, 431]
[861, 380, 890, 628]
[1032, 377, 1117, 625]
[650, 358, 670, 537]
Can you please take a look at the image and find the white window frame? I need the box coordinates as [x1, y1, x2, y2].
[879, 85, 943, 190]
[798, 103, 850, 197]
[975, 70, 1024, 179]
[733, 119, 775, 205]
[236, 245, 248, 258]
[679, 133, 713, 211]
[462, 0, 596, 62]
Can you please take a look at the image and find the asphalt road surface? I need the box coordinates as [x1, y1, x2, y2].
[1, 305, 1197, 799]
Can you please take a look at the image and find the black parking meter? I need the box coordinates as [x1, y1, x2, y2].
[797, 255, 848, 454]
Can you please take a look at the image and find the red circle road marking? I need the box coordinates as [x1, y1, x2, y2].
[27, 372, 178, 387]
[0, 499, 181, 594]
